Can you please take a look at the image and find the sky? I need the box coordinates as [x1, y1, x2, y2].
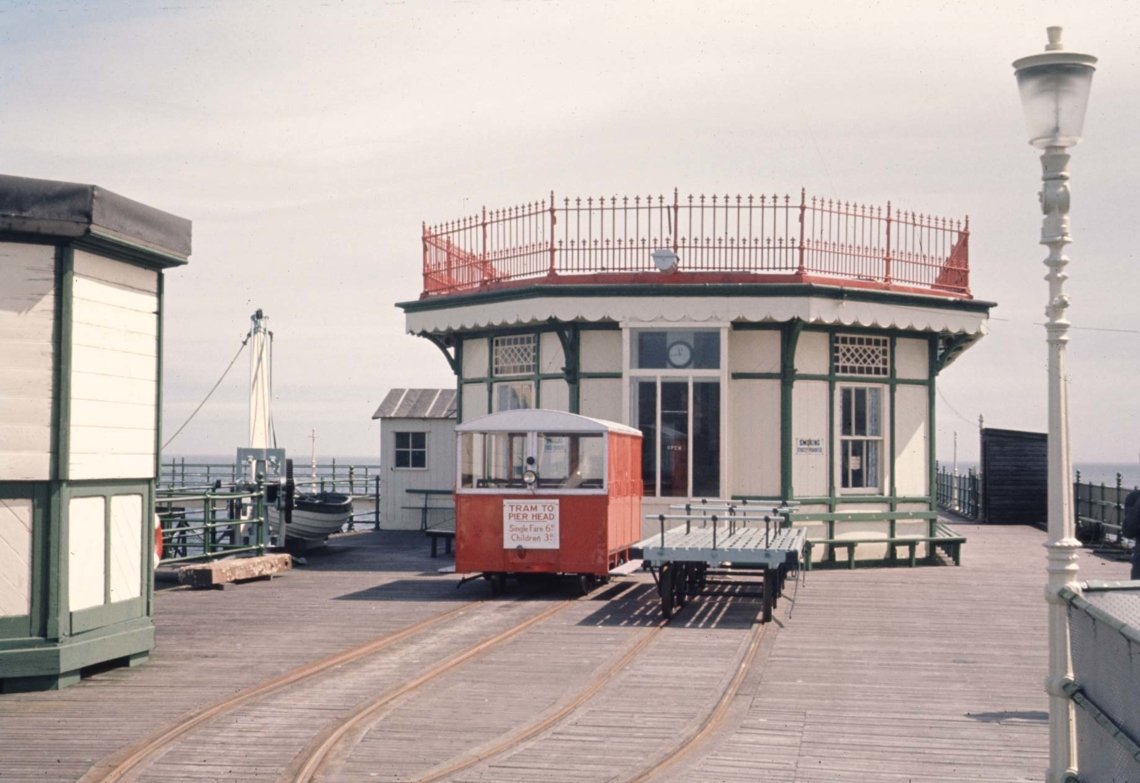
[3, 1, 1138, 465]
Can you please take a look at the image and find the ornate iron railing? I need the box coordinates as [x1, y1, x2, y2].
[422, 190, 970, 298]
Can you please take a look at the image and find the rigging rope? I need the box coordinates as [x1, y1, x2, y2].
[161, 331, 251, 451]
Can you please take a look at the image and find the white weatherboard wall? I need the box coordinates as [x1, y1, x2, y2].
[68, 251, 159, 479]
[0, 498, 33, 617]
[380, 418, 456, 530]
[0, 243, 56, 481]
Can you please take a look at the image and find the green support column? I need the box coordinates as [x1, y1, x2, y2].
[779, 320, 802, 501]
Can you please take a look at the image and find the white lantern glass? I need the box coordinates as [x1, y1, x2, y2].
[1015, 62, 1095, 149]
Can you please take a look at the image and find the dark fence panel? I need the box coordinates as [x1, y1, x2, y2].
[980, 428, 1046, 526]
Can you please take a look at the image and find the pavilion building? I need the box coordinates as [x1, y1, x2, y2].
[399, 190, 991, 537]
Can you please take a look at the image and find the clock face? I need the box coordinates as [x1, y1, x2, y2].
[666, 340, 694, 368]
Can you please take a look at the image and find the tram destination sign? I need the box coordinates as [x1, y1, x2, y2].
[503, 499, 560, 550]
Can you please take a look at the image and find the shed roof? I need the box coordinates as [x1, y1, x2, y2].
[0, 173, 191, 265]
[372, 388, 457, 420]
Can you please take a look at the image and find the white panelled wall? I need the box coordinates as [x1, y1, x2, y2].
[0, 243, 57, 481]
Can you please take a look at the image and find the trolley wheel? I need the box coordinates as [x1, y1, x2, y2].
[674, 563, 688, 609]
[659, 562, 675, 618]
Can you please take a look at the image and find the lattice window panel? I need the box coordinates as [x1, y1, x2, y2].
[833, 334, 890, 376]
[492, 335, 537, 376]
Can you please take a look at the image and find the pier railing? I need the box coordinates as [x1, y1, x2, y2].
[1073, 471, 1137, 547]
[423, 190, 970, 298]
[935, 466, 980, 519]
[156, 482, 269, 565]
[158, 459, 383, 529]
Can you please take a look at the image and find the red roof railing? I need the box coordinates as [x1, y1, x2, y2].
[422, 190, 970, 299]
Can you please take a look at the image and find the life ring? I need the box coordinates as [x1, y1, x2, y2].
[154, 514, 164, 565]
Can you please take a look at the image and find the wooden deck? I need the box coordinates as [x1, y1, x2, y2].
[0, 519, 1131, 781]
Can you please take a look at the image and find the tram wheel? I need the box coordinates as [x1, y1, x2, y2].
[487, 572, 507, 595]
[576, 573, 596, 596]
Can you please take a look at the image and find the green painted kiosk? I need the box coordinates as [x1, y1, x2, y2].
[0, 174, 190, 692]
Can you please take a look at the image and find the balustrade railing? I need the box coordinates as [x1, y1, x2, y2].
[422, 190, 970, 298]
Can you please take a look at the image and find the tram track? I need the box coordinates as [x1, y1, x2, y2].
[83, 576, 775, 783]
[78, 600, 481, 783]
[625, 616, 769, 782]
[285, 599, 574, 782]
[301, 581, 773, 783]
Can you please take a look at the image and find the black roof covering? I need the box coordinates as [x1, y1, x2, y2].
[0, 173, 191, 264]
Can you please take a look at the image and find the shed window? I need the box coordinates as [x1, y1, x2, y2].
[394, 432, 427, 469]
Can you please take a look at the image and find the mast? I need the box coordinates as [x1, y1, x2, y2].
[249, 309, 273, 454]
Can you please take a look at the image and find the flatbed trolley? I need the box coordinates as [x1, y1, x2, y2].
[633, 502, 805, 621]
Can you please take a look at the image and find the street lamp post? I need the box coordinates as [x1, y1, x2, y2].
[1013, 26, 1096, 783]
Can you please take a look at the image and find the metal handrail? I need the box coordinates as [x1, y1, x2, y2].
[422, 189, 970, 299]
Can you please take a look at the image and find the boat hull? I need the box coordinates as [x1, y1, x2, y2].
[268, 492, 353, 549]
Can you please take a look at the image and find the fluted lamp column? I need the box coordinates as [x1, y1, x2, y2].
[1012, 26, 1096, 783]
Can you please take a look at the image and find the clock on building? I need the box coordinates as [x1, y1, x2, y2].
[666, 339, 694, 368]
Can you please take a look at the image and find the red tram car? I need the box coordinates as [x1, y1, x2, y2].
[454, 409, 643, 592]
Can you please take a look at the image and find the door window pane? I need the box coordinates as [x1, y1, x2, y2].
[660, 381, 689, 497]
[692, 381, 720, 497]
[637, 380, 658, 496]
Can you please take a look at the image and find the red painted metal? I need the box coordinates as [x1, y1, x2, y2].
[421, 190, 971, 299]
[454, 428, 643, 578]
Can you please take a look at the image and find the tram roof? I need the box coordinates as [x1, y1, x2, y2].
[456, 408, 642, 437]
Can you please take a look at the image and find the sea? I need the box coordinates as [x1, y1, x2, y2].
[943, 460, 1140, 490]
[168, 455, 1140, 491]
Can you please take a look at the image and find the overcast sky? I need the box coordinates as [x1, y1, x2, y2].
[4, 1, 1137, 464]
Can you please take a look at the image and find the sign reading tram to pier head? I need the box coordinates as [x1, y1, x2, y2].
[503, 499, 560, 549]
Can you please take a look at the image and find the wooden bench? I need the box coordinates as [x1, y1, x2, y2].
[789, 511, 965, 570]
[424, 525, 455, 557]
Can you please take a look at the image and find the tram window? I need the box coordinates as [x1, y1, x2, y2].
[484, 432, 528, 487]
[536, 433, 605, 489]
[459, 432, 483, 488]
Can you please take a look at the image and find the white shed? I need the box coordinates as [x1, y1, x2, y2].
[371, 388, 457, 531]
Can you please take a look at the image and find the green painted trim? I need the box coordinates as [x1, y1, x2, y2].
[154, 271, 165, 481]
[46, 483, 63, 640]
[928, 336, 939, 507]
[71, 597, 144, 635]
[57, 247, 74, 481]
[579, 371, 622, 380]
[49, 245, 63, 482]
[454, 341, 464, 425]
[788, 510, 937, 523]
[549, 320, 581, 414]
[779, 320, 801, 500]
[936, 333, 975, 373]
[422, 334, 461, 375]
[730, 323, 783, 332]
[796, 373, 830, 382]
[889, 335, 898, 500]
[399, 282, 994, 315]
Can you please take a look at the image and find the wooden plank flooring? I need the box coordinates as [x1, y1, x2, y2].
[0, 520, 1131, 782]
